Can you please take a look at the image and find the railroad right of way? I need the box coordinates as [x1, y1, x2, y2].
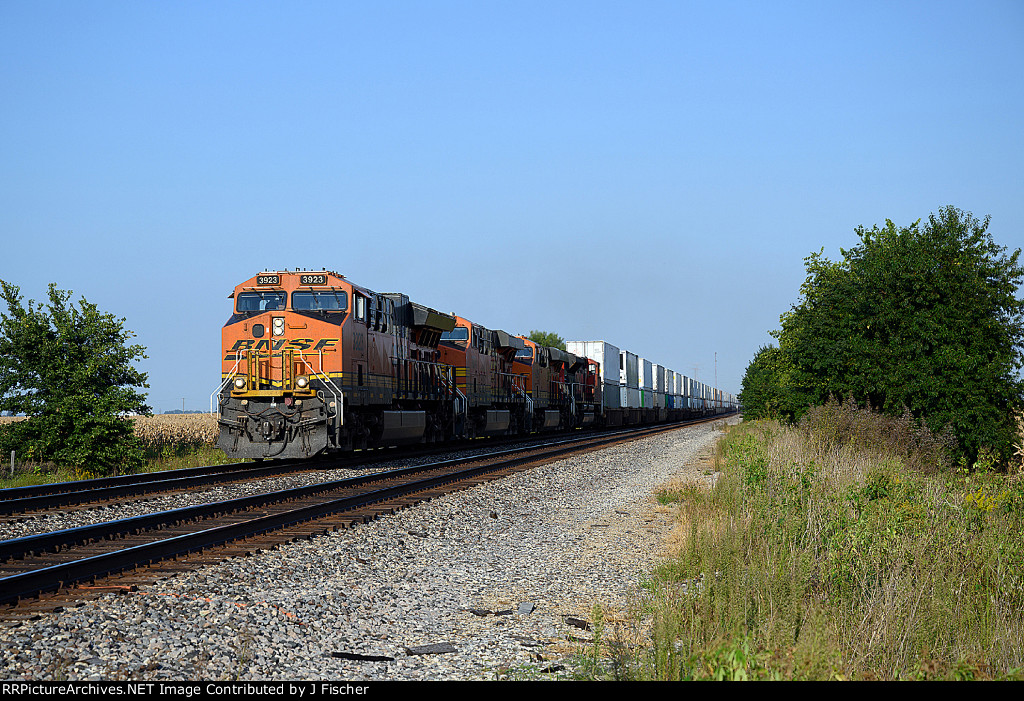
[0, 417, 738, 681]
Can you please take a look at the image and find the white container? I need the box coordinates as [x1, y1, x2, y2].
[567, 340, 622, 410]
[620, 386, 641, 409]
[619, 350, 638, 389]
[652, 363, 664, 409]
[637, 358, 654, 408]
[566, 340, 618, 384]
[638, 358, 653, 389]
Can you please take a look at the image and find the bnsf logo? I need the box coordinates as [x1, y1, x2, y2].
[224, 338, 337, 360]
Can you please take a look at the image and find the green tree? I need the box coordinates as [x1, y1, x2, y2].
[0, 281, 151, 475]
[739, 345, 795, 420]
[528, 330, 566, 350]
[773, 206, 1024, 463]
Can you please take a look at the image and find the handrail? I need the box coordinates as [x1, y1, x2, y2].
[296, 350, 344, 426]
[390, 356, 466, 421]
[210, 349, 248, 415]
[510, 377, 533, 416]
[438, 365, 466, 419]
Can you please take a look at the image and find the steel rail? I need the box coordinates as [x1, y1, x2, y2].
[0, 427, 607, 511]
[0, 456, 309, 502]
[0, 454, 363, 515]
[0, 431, 558, 513]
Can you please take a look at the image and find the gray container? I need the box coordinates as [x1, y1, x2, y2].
[621, 386, 641, 409]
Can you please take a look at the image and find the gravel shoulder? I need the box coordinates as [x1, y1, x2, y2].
[0, 418, 738, 681]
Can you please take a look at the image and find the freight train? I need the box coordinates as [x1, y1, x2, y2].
[214, 270, 738, 460]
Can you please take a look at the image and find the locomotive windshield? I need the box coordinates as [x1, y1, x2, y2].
[236, 291, 286, 313]
[292, 291, 348, 312]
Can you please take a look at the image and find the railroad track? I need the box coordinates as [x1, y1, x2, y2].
[0, 415, 734, 621]
[0, 429, 611, 518]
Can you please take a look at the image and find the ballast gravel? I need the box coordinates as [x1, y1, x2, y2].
[0, 419, 737, 681]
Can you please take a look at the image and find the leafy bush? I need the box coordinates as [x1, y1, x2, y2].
[741, 206, 1024, 466]
[0, 281, 150, 475]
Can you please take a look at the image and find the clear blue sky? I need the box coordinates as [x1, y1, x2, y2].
[2, 1, 1022, 412]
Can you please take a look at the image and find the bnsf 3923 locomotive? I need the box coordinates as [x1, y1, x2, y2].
[215, 270, 737, 459]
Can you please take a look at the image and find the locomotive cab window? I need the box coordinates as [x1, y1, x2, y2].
[292, 291, 348, 312]
[369, 295, 384, 331]
[236, 291, 286, 313]
[440, 327, 469, 343]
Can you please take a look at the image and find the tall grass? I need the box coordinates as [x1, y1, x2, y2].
[605, 406, 1024, 680]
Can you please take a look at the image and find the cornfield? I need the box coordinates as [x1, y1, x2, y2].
[132, 414, 219, 454]
[0, 413, 218, 454]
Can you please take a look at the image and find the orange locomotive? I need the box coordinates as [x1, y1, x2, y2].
[436, 315, 529, 438]
[216, 270, 465, 459]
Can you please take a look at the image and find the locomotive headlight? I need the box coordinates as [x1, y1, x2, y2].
[295, 375, 309, 389]
[272, 317, 285, 336]
[233, 377, 247, 390]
